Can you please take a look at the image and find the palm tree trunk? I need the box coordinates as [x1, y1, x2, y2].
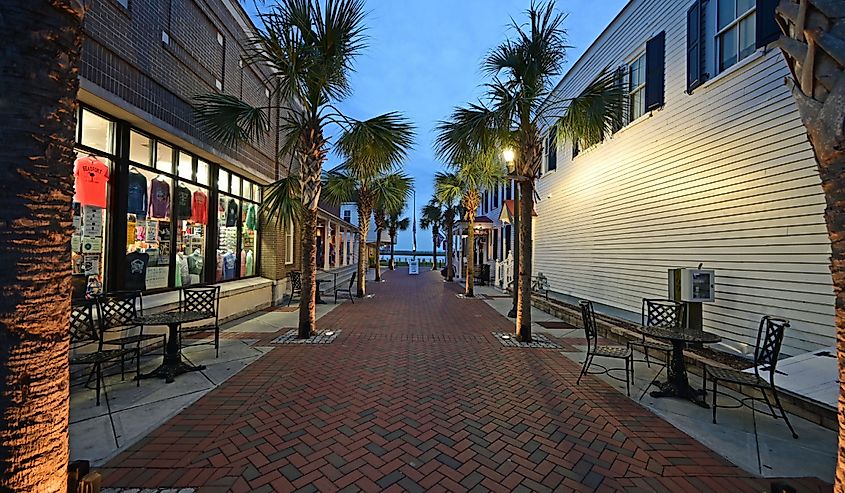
[374, 230, 382, 282]
[466, 219, 475, 297]
[0, 0, 84, 489]
[446, 219, 454, 281]
[298, 207, 318, 338]
[389, 233, 396, 270]
[356, 201, 371, 297]
[516, 180, 533, 342]
[431, 228, 438, 270]
[775, 1, 845, 484]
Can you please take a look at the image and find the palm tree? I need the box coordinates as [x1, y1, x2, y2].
[0, 1, 85, 489]
[436, 1, 624, 341]
[387, 212, 410, 270]
[434, 152, 504, 297]
[435, 174, 463, 282]
[368, 173, 413, 282]
[194, 0, 414, 338]
[321, 119, 415, 297]
[774, 0, 845, 486]
[419, 198, 443, 270]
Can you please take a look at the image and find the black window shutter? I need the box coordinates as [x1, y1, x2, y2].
[644, 31, 665, 111]
[686, 0, 703, 93]
[756, 0, 780, 48]
[547, 133, 557, 171]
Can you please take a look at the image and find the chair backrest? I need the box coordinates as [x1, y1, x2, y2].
[70, 302, 100, 347]
[579, 300, 598, 352]
[753, 316, 789, 381]
[347, 271, 357, 289]
[289, 271, 302, 290]
[642, 299, 685, 329]
[98, 291, 142, 331]
[181, 285, 220, 319]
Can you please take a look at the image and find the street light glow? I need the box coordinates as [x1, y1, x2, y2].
[502, 147, 515, 164]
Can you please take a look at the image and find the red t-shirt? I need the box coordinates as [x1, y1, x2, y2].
[74, 156, 110, 208]
[191, 190, 208, 225]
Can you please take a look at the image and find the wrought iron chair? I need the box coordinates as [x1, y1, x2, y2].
[334, 272, 356, 304]
[287, 271, 302, 306]
[70, 301, 139, 405]
[98, 291, 165, 378]
[178, 285, 221, 357]
[577, 300, 634, 396]
[628, 299, 685, 367]
[704, 316, 798, 439]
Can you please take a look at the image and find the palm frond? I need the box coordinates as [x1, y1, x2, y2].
[193, 94, 270, 148]
[434, 171, 464, 207]
[336, 112, 416, 178]
[321, 168, 357, 205]
[434, 103, 501, 165]
[261, 174, 305, 226]
[372, 171, 413, 216]
[555, 67, 626, 149]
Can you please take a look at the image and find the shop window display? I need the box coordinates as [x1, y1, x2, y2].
[217, 196, 240, 281]
[126, 166, 172, 290]
[241, 201, 258, 277]
[175, 180, 208, 286]
[71, 153, 111, 300]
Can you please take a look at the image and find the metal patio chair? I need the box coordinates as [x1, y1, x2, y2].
[287, 271, 302, 306]
[334, 272, 356, 304]
[628, 299, 685, 368]
[577, 300, 634, 396]
[70, 301, 139, 406]
[178, 285, 221, 357]
[704, 316, 798, 439]
[98, 291, 165, 378]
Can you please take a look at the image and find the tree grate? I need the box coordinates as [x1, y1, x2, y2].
[271, 329, 342, 344]
[492, 332, 561, 349]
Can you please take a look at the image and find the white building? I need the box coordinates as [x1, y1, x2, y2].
[479, 0, 833, 357]
[339, 202, 394, 244]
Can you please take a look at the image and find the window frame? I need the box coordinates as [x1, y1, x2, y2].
[627, 53, 647, 124]
[285, 217, 295, 265]
[715, 0, 756, 73]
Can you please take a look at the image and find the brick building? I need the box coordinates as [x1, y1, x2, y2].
[72, 0, 357, 319]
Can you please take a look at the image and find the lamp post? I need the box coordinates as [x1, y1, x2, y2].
[503, 148, 519, 319]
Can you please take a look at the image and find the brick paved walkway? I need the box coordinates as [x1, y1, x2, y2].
[101, 270, 829, 492]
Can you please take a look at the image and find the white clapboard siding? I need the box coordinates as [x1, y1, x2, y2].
[534, 0, 834, 355]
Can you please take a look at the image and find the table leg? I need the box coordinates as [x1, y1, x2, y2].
[139, 322, 207, 384]
[316, 282, 326, 304]
[649, 339, 709, 407]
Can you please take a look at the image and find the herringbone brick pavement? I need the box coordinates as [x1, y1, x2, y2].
[100, 269, 830, 492]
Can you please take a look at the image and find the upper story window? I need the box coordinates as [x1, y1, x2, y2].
[717, 0, 756, 72]
[628, 54, 646, 122]
[546, 131, 557, 171]
[343, 210, 351, 223]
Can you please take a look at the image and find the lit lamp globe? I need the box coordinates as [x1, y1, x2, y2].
[502, 148, 516, 174]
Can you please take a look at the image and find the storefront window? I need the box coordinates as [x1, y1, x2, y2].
[129, 131, 152, 166]
[241, 192, 259, 277]
[177, 151, 193, 180]
[197, 160, 210, 186]
[156, 142, 173, 173]
[175, 179, 208, 287]
[126, 166, 172, 290]
[72, 152, 112, 300]
[80, 109, 114, 153]
[217, 195, 240, 281]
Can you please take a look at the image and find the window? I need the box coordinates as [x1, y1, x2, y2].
[285, 217, 295, 264]
[717, 0, 756, 72]
[343, 210, 351, 223]
[546, 132, 557, 171]
[628, 54, 646, 122]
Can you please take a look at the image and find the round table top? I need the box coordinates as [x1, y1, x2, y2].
[636, 325, 721, 344]
[133, 311, 213, 325]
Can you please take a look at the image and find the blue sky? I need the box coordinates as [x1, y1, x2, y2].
[250, 1, 628, 250]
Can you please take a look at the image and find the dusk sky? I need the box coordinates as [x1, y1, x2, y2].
[251, 1, 629, 251]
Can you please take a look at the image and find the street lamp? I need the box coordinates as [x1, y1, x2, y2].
[502, 147, 519, 319]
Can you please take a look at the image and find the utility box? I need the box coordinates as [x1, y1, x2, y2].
[668, 267, 716, 332]
[668, 268, 715, 303]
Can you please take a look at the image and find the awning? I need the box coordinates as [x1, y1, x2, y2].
[499, 200, 538, 224]
[473, 216, 495, 230]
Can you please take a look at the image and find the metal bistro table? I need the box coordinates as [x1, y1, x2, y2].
[636, 325, 721, 408]
[315, 275, 335, 305]
[134, 311, 213, 383]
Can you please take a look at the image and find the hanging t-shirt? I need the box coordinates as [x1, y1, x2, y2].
[148, 178, 170, 219]
[215, 251, 225, 282]
[127, 171, 148, 218]
[226, 199, 239, 227]
[188, 251, 204, 275]
[175, 186, 192, 219]
[191, 190, 208, 225]
[223, 251, 236, 280]
[125, 251, 149, 291]
[246, 249, 255, 276]
[175, 253, 190, 287]
[245, 204, 257, 231]
[73, 156, 110, 208]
